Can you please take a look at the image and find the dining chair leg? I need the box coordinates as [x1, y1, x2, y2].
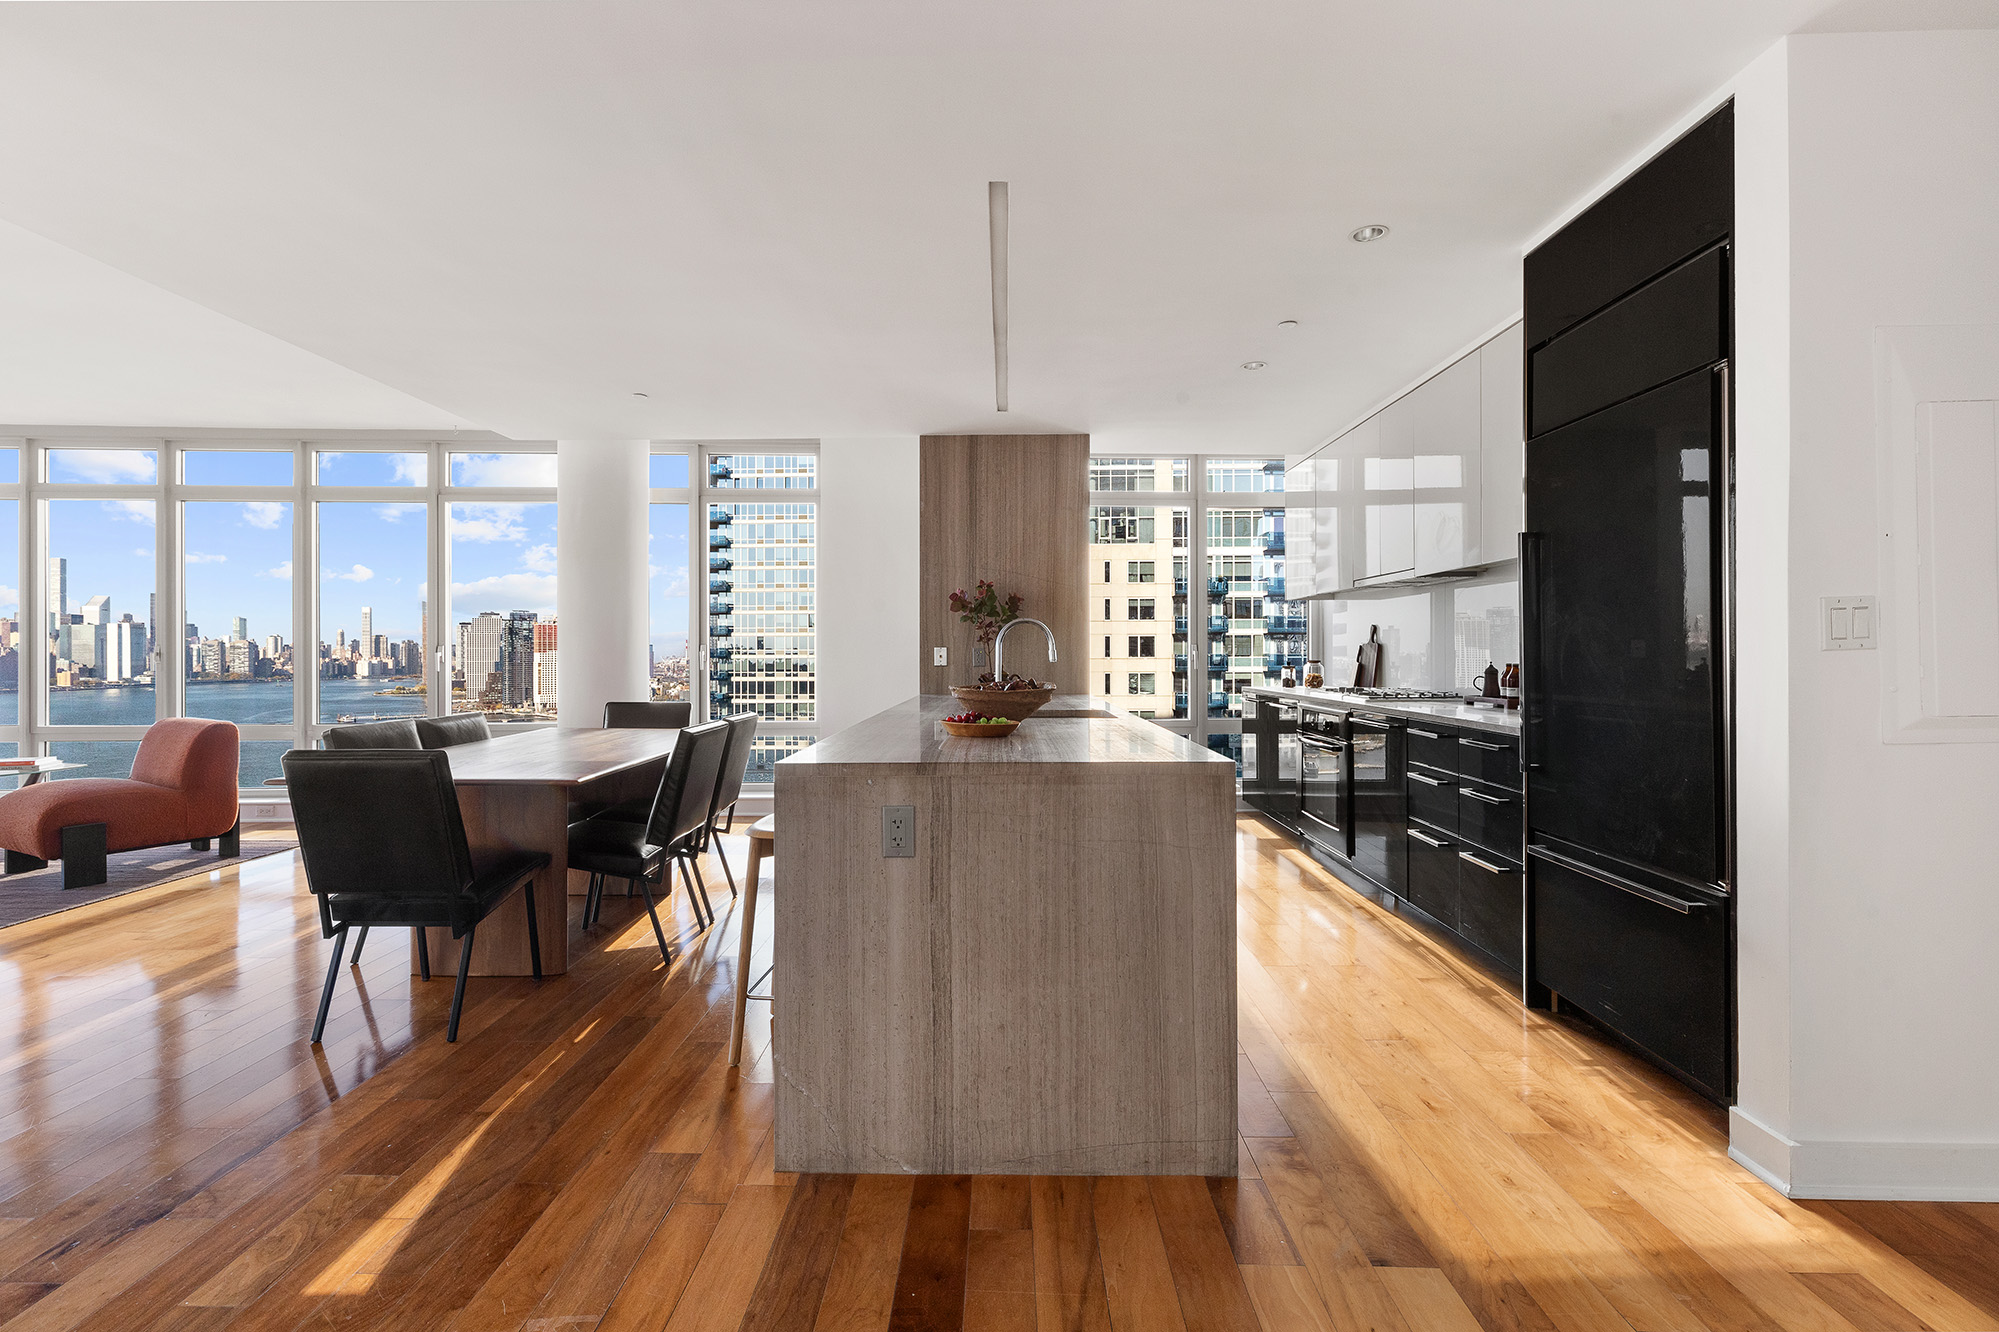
[349, 925, 370, 967]
[712, 828, 738, 899]
[584, 872, 601, 928]
[312, 926, 349, 1045]
[447, 924, 476, 1042]
[677, 856, 707, 930]
[416, 928, 432, 981]
[635, 876, 672, 963]
[522, 880, 543, 981]
[689, 856, 716, 921]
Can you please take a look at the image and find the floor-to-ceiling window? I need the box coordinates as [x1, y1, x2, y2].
[0, 436, 565, 795]
[647, 452, 693, 703]
[1085, 452, 1300, 773]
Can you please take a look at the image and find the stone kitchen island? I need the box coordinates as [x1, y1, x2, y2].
[772, 694, 1237, 1175]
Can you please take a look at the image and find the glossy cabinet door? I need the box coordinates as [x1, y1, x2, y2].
[1412, 353, 1481, 576]
[1314, 447, 1344, 594]
[1362, 402, 1414, 579]
[1284, 454, 1319, 599]
[1479, 322, 1525, 566]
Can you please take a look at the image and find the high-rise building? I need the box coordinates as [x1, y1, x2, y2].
[226, 639, 258, 676]
[231, 616, 249, 642]
[501, 611, 536, 708]
[75, 595, 111, 675]
[147, 593, 157, 675]
[706, 459, 815, 726]
[419, 599, 428, 687]
[360, 607, 372, 658]
[264, 634, 282, 662]
[372, 633, 388, 662]
[533, 620, 558, 710]
[198, 640, 224, 676]
[461, 612, 504, 702]
[113, 619, 143, 682]
[47, 558, 69, 661]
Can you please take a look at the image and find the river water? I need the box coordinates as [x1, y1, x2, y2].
[7, 678, 429, 787]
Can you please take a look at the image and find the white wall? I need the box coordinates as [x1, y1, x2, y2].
[815, 436, 920, 735]
[555, 439, 650, 727]
[1730, 30, 1999, 1200]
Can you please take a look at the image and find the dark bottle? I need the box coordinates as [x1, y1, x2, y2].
[1501, 662, 1520, 709]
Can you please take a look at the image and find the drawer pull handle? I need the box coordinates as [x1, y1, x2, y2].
[1462, 788, 1511, 806]
[1407, 728, 1442, 739]
[1408, 772, 1451, 787]
[1527, 844, 1714, 914]
[1460, 738, 1508, 752]
[1409, 828, 1451, 848]
[1459, 852, 1517, 875]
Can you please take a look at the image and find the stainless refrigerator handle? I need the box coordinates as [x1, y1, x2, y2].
[1528, 843, 1712, 914]
[1714, 359, 1734, 896]
[1519, 530, 1544, 771]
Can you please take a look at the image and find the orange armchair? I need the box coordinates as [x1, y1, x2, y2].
[0, 719, 242, 889]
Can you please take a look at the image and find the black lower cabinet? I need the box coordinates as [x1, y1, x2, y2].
[1456, 849, 1522, 964]
[1530, 855, 1731, 1098]
[1403, 825, 1460, 927]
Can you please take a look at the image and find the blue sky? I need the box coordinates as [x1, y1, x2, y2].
[6, 449, 693, 659]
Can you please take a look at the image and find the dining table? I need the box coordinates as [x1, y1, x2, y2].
[414, 726, 679, 977]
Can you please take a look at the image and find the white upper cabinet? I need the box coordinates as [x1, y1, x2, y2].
[1412, 353, 1482, 576]
[1478, 322, 1525, 565]
[1362, 400, 1414, 579]
[1283, 454, 1319, 599]
[1314, 447, 1343, 595]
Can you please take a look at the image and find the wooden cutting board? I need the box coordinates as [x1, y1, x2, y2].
[1355, 625, 1383, 687]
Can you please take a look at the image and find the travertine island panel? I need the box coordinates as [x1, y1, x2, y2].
[773, 695, 1238, 1175]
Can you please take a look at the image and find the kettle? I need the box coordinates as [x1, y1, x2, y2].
[1477, 663, 1501, 698]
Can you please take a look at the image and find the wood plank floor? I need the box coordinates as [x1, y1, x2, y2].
[0, 817, 1990, 1331]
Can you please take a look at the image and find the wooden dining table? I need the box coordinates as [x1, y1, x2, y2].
[415, 726, 679, 977]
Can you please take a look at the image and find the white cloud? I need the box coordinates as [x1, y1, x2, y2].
[657, 570, 688, 598]
[241, 502, 284, 530]
[133, 547, 154, 560]
[390, 453, 427, 485]
[520, 543, 556, 574]
[185, 551, 228, 564]
[450, 572, 556, 615]
[263, 560, 293, 581]
[452, 453, 556, 487]
[326, 563, 374, 583]
[102, 499, 155, 526]
[375, 504, 421, 524]
[61, 450, 155, 483]
[449, 503, 531, 544]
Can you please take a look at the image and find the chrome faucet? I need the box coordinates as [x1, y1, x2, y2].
[991, 617, 1058, 682]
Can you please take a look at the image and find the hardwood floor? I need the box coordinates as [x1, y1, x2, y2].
[0, 818, 1991, 1331]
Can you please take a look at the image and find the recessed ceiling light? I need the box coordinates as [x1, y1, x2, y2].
[1350, 224, 1390, 243]
[632, 391, 649, 398]
[1241, 361, 1267, 371]
[1278, 320, 1299, 329]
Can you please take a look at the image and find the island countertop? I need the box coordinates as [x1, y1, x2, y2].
[779, 693, 1237, 766]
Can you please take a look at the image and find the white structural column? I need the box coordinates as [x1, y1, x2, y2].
[556, 439, 650, 727]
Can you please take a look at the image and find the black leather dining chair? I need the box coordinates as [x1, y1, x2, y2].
[416, 714, 492, 748]
[697, 712, 762, 898]
[283, 749, 547, 1044]
[602, 701, 693, 729]
[568, 718, 731, 961]
[322, 718, 422, 749]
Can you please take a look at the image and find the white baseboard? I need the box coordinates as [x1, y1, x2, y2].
[1730, 1107, 1999, 1200]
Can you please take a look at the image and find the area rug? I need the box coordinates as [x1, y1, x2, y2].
[0, 834, 299, 929]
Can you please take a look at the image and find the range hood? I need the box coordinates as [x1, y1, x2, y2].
[1312, 558, 1514, 599]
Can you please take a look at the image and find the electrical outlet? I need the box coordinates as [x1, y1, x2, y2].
[882, 805, 915, 858]
[933, 646, 948, 667]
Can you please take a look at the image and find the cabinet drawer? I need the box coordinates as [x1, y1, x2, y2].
[1456, 733, 1520, 789]
[1406, 767, 1458, 831]
[1456, 846, 1521, 966]
[1406, 724, 1459, 776]
[1457, 784, 1522, 858]
[1404, 824, 1460, 928]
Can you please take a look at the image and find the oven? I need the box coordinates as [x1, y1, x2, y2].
[1296, 706, 1349, 857]
[1347, 712, 1407, 895]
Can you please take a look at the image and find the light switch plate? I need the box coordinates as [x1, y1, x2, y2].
[933, 647, 947, 667]
[882, 805, 915, 858]
[1821, 595, 1877, 651]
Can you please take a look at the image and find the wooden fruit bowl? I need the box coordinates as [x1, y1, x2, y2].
[948, 685, 1055, 722]
[941, 718, 1020, 739]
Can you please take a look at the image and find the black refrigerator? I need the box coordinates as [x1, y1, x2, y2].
[1521, 104, 1734, 1101]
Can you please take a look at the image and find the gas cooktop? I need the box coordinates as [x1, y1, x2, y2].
[1334, 687, 1469, 701]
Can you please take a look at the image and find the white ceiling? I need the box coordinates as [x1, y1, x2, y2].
[0, 0, 1961, 448]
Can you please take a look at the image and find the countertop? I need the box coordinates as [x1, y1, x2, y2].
[1244, 684, 1523, 736]
[779, 694, 1235, 767]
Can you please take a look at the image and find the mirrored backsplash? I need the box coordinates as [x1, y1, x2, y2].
[1312, 572, 1519, 693]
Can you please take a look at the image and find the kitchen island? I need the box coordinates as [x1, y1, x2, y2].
[772, 694, 1237, 1175]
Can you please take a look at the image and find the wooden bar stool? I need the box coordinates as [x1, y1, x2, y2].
[728, 815, 776, 1067]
